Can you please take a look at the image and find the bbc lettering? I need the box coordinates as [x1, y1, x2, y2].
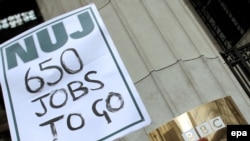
[0, 10, 37, 30]
[182, 116, 225, 141]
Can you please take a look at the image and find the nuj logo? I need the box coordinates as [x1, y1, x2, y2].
[3, 11, 94, 70]
[182, 116, 225, 141]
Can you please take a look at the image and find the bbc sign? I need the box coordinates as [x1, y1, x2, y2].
[0, 0, 43, 44]
[182, 116, 225, 141]
[149, 96, 248, 141]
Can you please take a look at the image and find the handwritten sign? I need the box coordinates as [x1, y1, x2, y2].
[0, 4, 150, 141]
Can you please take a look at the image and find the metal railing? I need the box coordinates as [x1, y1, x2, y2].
[190, 0, 250, 97]
[221, 44, 250, 96]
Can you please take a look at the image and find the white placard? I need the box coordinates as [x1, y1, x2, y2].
[0, 4, 150, 141]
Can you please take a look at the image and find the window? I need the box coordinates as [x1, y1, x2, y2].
[190, 0, 250, 96]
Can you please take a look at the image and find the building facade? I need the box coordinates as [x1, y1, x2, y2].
[1, 0, 250, 140]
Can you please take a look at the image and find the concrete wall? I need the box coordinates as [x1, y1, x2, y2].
[36, 0, 250, 140]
